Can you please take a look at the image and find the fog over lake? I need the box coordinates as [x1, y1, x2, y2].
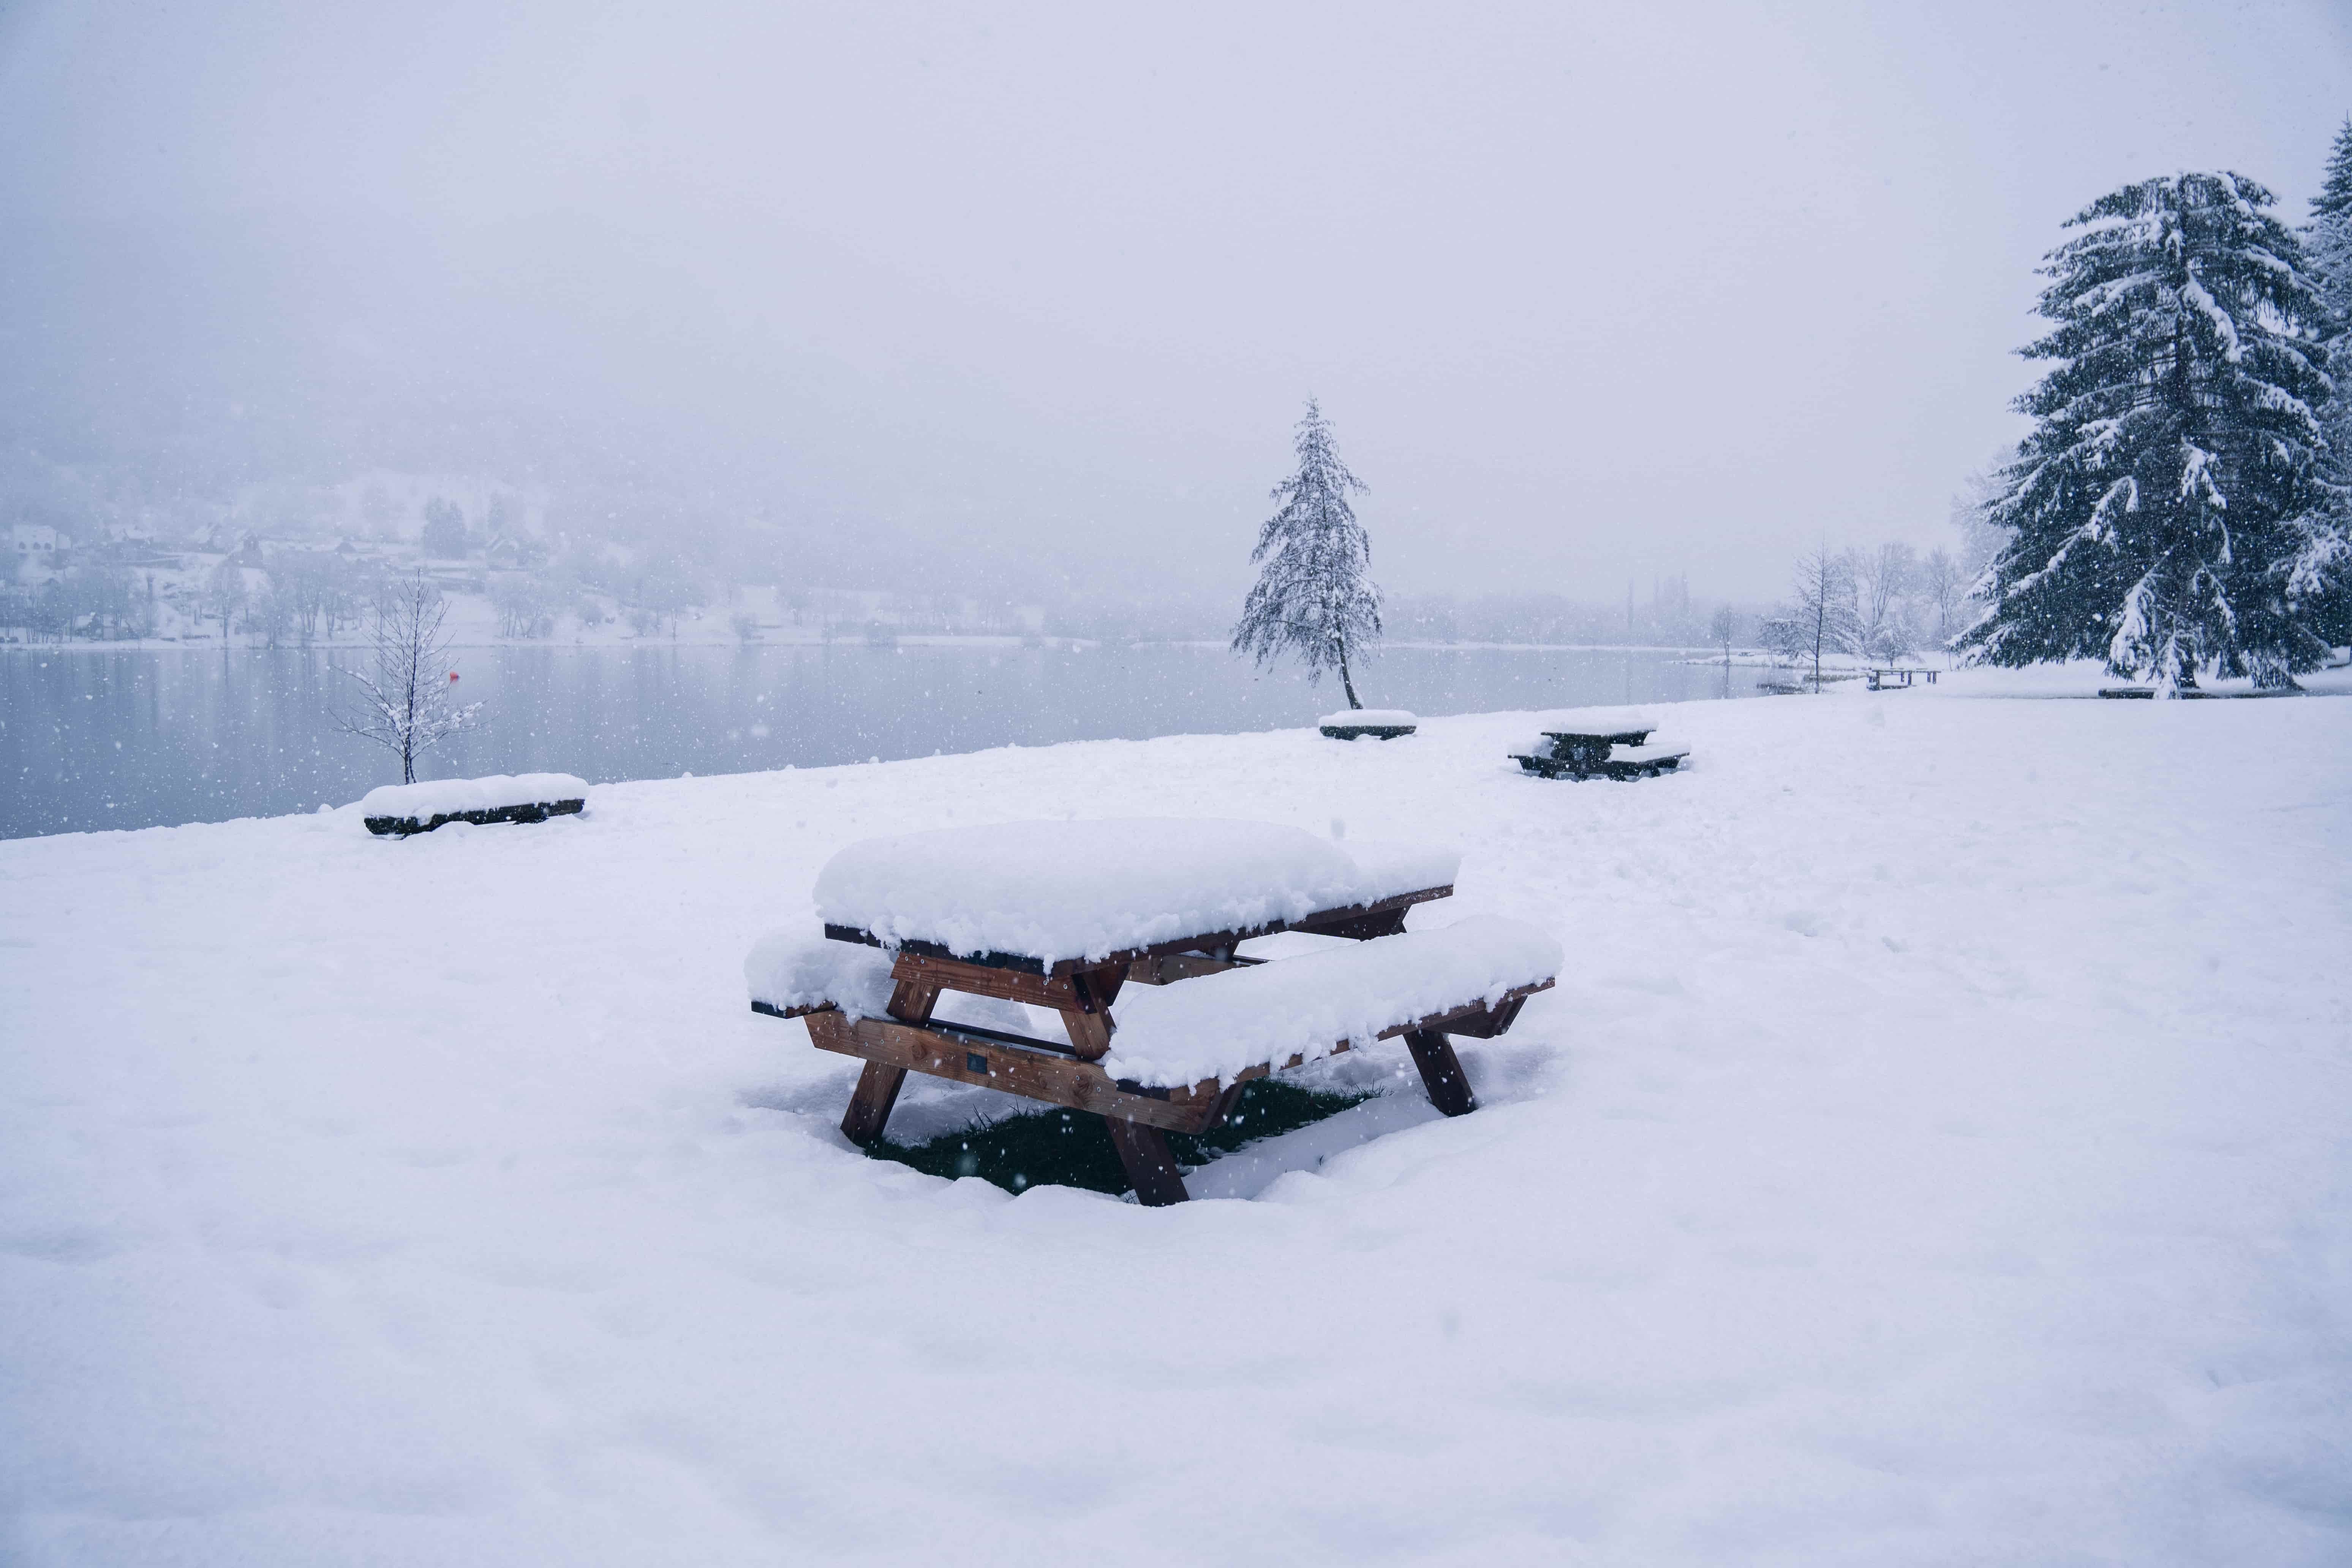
[1, 644, 1764, 838]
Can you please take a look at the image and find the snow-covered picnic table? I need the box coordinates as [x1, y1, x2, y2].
[747, 819, 1558, 1204]
[1513, 725, 1688, 781]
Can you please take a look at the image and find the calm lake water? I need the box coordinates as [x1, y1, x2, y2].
[0, 642, 1763, 839]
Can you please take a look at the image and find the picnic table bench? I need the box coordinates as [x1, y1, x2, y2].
[1864, 668, 1938, 690]
[1319, 708, 1419, 741]
[747, 819, 1559, 1204]
[1511, 728, 1688, 781]
[360, 773, 589, 836]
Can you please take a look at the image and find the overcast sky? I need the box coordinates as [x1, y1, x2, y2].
[3, 0, 2347, 601]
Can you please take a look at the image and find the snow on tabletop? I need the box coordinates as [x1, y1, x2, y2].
[1103, 915, 1562, 1087]
[1336, 838, 1461, 895]
[812, 818, 1460, 964]
[743, 929, 897, 1019]
[1543, 707, 1658, 735]
[356, 772, 590, 819]
[1320, 708, 1416, 727]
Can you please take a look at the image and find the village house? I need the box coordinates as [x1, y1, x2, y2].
[10, 523, 70, 583]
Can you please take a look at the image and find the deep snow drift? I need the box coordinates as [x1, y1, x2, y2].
[3, 686, 2349, 1566]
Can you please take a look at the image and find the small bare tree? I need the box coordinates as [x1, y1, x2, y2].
[1853, 542, 1918, 665]
[202, 560, 245, 643]
[1917, 547, 1967, 663]
[1708, 604, 1737, 665]
[335, 571, 482, 784]
[1783, 544, 1860, 691]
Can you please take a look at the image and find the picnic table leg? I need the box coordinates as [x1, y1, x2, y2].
[839, 1062, 908, 1146]
[1402, 1029, 1478, 1117]
[838, 978, 940, 1147]
[1058, 966, 1120, 1061]
[1105, 1117, 1190, 1206]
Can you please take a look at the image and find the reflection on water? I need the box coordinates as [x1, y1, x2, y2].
[0, 642, 1758, 838]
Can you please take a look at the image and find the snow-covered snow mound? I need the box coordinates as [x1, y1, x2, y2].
[743, 931, 897, 1019]
[812, 818, 1459, 964]
[1104, 915, 1561, 1087]
[356, 772, 589, 822]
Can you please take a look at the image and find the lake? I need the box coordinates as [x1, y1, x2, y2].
[0, 642, 1764, 838]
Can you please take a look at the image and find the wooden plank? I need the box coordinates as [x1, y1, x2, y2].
[839, 1061, 907, 1145]
[772, 975, 1550, 1125]
[1059, 1008, 1114, 1061]
[1301, 903, 1410, 941]
[1437, 991, 1530, 1040]
[1402, 1029, 1477, 1117]
[1056, 966, 1122, 1061]
[364, 797, 586, 837]
[1375, 980, 1552, 1040]
[890, 950, 1076, 1009]
[886, 978, 941, 1025]
[1104, 1118, 1190, 1206]
[1284, 888, 1452, 944]
[1541, 729, 1651, 745]
[825, 925, 1050, 975]
[801, 1010, 1225, 1134]
[1124, 952, 1263, 985]
[1596, 752, 1687, 781]
[751, 998, 830, 1021]
[918, 1015, 1081, 1058]
[830, 977, 937, 1146]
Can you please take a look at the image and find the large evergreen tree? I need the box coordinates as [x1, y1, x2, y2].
[2302, 121, 2352, 648]
[1232, 400, 1383, 708]
[1962, 172, 2343, 691]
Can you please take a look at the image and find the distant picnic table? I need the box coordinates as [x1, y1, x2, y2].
[1864, 668, 1938, 690]
[747, 820, 1559, 1204]
[1512, 728, 1687, 781]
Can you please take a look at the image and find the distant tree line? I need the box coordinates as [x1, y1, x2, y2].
[0, 567, 158, 642]
[1759, 541, 1975, 683]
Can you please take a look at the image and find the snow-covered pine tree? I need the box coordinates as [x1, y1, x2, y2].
[2302, 121, 2352, 649]
[1962, 172, 2342, 691]
[1231, 400, 1382, 708]
[2312, 119, 2352, 230]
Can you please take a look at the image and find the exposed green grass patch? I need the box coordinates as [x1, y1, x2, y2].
[870, 1078, 1372, 1197]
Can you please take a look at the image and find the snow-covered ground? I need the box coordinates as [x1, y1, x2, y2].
[4, 687, 2349, 1565]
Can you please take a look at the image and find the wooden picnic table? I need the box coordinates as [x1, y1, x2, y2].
[748, 820, 1558, 1204]
[1512, 728, 1687, 781]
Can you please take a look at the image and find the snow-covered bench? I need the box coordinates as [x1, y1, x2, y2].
[1319, 707, 1418, 741]
[1102, 915, 1558, 1091]
[359, 773, 589, 837]
[745, 819, 1556, 1204]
